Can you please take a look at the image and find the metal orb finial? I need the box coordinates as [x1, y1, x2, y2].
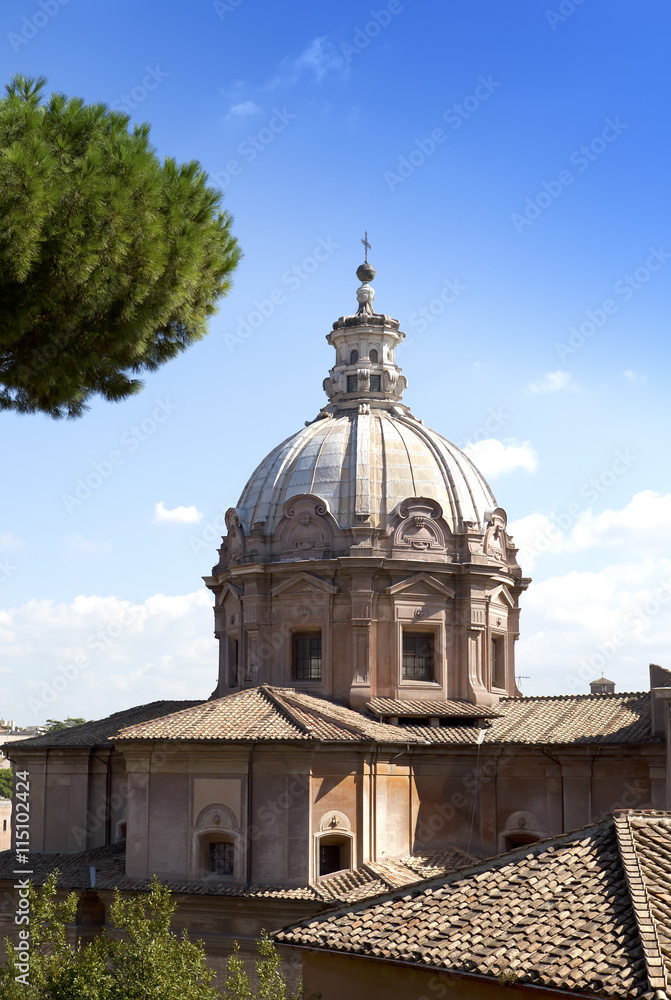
[357, 232, 376, 283]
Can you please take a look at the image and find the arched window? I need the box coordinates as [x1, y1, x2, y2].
[369, 349, 378, 363]
[350, 349, 359, 364]
[194, 803, 240, 878]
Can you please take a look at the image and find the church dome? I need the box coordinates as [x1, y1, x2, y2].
[236, 409, 496, 534]
[235, 251, 497, 537]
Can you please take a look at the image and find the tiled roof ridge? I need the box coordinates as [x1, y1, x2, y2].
[615, 812, 669, 997]
[503, 689, 647, 703]
[276, 689, 395, 741]
[267, 687, 425, 744]
[261, 686, 315, 738]
[277, 816, 619, 935]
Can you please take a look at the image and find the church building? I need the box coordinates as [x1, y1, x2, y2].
[2, 252, 670, 976]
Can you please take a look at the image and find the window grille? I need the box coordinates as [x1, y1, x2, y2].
[209, 841, 234, 875]
[293, 633, 322, 680]
[402, 632, 434, 681]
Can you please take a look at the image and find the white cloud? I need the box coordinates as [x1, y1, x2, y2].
[525, 370, 576, 394]
[463, 438, 538, 477]
[228, 101, 260, 118]
[153, 501, 203, 525]
[268, 37, 346, 88]
[517, 557, 671, 697]
[0, 591, 215, 724]
[510, 491, 671, 695]
[623, 369, 646, 383]
[297, 37, 344, 80]
[0, 533, 25, 549]
[509, 491, 671, 572]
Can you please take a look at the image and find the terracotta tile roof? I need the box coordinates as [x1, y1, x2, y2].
[312, 850, 477, 904]
[3, 701, 201, 751]
[366, 698, 499, 719]
[8, 689, 656, 754]
[114, 686, 426, 744]
[0, 843, 323, 901]
[277, 811, 671, 998]
[0, 845, 474, 906]
[490, 690, 656, 745]
[400, 690, 656, 746]
[617, 813, 671, 992]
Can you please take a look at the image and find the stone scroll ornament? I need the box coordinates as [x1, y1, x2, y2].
[393, 499, 447, 551]
[279, 495, 333, 553]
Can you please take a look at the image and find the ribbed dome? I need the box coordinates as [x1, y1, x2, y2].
[236, 409, 496, 534]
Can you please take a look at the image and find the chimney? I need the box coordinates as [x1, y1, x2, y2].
[590, 677, 615, 695]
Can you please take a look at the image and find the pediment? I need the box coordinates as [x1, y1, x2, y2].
[271, 572, 338, 597]
[217, 582, 243, 605]
[386, 573, 455, 599]
[490, 584, 516, 609]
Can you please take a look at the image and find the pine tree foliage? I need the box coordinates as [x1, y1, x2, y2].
[0, 75, 241, 418]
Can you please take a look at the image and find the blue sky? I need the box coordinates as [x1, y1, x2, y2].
[1, 0, 670, 723]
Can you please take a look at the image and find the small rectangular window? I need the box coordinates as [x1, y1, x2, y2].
[370, 374, 381, 392]
[347, 375, 357, 393]
[402, 631, 434, 681]
[228, 637, 238, 687]
[293, 633, 322, 680]
[209, 841, 234, 875]
[492, 636, 505, 689]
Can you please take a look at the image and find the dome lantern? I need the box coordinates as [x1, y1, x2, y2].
[323, 237, 408, 407]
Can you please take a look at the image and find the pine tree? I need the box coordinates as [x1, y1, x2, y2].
[0, 76, 241, 418]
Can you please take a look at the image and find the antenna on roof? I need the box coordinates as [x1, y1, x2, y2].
[515, 675, 530, 690]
